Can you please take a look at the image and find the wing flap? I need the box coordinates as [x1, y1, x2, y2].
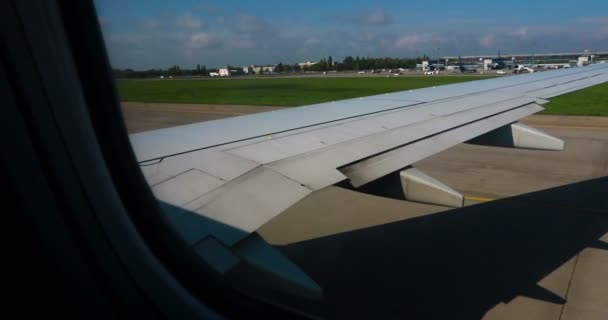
[190, 166, 312, 245]
[266, 96, 537, 190]
[225, 91, 520, 165]
[151, 169, 225, 207]
[140, 149, 259, 186]
[341, 103, 544, 187]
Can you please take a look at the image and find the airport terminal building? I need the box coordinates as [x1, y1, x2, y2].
[441, 51, 608, 70]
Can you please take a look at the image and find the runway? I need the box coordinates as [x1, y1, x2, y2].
[123, 102, 607, 319]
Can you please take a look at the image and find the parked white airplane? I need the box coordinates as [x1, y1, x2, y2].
[514, 64, 536, 73]
[130, 64, 608, 297]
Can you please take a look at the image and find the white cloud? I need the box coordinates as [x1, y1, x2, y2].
[107, 33, 147, 47]
[142, 19, 160, 30]
[236, 13, 276, 35]
[304, 37, 321, 45]
[394, 34, 424, 50]
[176, 13, 202, 29]
[509, 27, 528, 39]
[577, 17, 608, 35]
[577, 16, 608, 24]
[188, 32, 211, 48]
[479, 34, 496, 48]
[364, 10, 392, 26]
[338, 9, 393, 26]
[359, 32, 375, 41]
[228, 36, 256, 49]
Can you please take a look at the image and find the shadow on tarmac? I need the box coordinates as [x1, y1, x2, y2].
[278, 177, 608, 319]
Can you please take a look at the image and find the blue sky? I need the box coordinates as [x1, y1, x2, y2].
[94, 0, 608, 69]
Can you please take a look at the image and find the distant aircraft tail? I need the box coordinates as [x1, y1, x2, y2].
[459, 56, 465, 73]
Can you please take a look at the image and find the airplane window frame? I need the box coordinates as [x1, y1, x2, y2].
[2, 0, 312, 318]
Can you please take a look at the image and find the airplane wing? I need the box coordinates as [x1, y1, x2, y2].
[130, 64, 608, 297]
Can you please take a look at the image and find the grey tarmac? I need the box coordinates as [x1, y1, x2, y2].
[124, 102, 607, 319]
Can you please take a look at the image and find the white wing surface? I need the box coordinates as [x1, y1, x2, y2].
[130, 64, 608, 296]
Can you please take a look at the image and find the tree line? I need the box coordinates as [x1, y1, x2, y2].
[113, 55, 428, 78]
[113, 64, 212, 78]
[334, 56, 421, 71]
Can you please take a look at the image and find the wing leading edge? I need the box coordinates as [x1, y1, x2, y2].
[131, 64, 608, 297]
